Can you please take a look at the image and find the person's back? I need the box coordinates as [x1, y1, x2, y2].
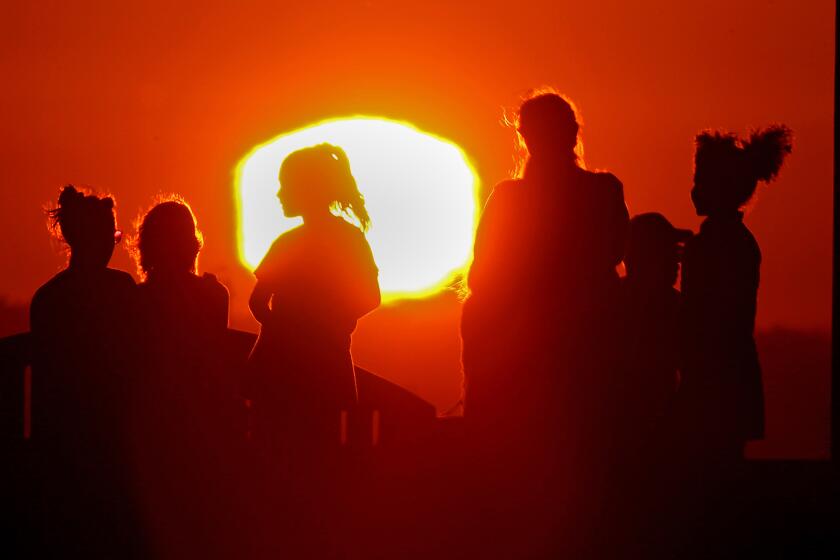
[32, 267, 138, 448]
[460, 91, 628, 558]
[463, 95, 628, 435]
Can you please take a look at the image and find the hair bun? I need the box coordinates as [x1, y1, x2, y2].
[58, 184, 83, 207]
[745, 125, 793, 183]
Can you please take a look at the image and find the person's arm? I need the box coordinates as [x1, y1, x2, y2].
[604, 173, 630, 268]
[203, 273, 230, 330]
[248, 281, 273, 325]
[466, 181, 513, 298]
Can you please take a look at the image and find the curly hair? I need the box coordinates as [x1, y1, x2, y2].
[134, 196, 203, 278]
[694, 125, 793, 209]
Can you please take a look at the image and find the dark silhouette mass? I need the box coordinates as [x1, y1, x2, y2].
[4, 90, 827, 560]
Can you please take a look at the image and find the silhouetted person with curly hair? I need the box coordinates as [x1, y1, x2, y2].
[131, 198, 239, 556]
[29, 185, 141, 556]
[461, 90, 629, 557]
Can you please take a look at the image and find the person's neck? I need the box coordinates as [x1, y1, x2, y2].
[706, 209, 743, 221]
[302, 210, 336, 227]
[68, 254, 106, 272]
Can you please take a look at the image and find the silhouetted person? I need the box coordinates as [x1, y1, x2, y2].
[612, 213, 691, 553]
[131, 198, 239, 556]
[460, 90, 629, 556]
[29, 185, 141, 555]
[680, 126, 792, 465]
[671, 126, 793, 556]
[618, 212, 691, 455]
[246, 144, 380, 451]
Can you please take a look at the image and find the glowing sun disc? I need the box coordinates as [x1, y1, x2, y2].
[235, 117, 479, 302]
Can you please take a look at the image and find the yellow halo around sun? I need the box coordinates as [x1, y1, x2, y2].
[235, 117, 480, 302]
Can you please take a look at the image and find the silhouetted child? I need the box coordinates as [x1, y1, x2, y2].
[246, 144, 380, 451]
[619, 212, 691, 451]
[612, 213, 692, 546]
[680, 126, 792, 466]
[132, 197, 238, 556]
[29, 185, 141, 555]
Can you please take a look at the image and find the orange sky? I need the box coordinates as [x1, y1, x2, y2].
[0, 1, 834, 418]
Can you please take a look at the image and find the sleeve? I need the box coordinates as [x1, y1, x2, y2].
[601, 173, 630, 268]
[203, 273, 231, 330]
[254, 236, 286, 284]
[344, 230, 381, 318]
[466, 181, 516, 298]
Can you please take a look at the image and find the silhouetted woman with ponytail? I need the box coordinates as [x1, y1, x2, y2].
[679, 126, 792, 466]
[247, 144, 380, 451]
[30, 185, 140, 555]
[461, 91, 629, 556]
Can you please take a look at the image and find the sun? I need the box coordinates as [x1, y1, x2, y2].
[235, 117, 480, 302]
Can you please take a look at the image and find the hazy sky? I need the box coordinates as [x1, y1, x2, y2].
[0, 1, 834, 418]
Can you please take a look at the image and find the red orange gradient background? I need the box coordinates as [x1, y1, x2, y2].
[0, 1, 833, 457]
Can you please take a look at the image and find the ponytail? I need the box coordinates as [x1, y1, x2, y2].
[744, 125, 793, 184]
[323, 145, 371, 231]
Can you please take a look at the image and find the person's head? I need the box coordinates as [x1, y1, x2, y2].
[692, 125, 793, 216]
[624, 213, 692, 289]
[47, 185, 121, 269]
[135, 197, 203, 278]
[511, 88, 584, 175]
[278, 143, 371, 231]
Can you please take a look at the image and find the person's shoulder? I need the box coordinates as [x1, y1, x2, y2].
[31, 271, 69, 307]
[483, 179, 524, 211]
[259, 226, 304, 262]
[490, 179, 523, 198]
[103, 268, 137, 285]
[199, 272, 230, 299]
[586, 170, 624, 195]
[734, 223, 761, 261]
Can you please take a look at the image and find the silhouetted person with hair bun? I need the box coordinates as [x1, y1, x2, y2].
[246, 144, 380, 452]
[461, 90, 629, 556]
[130, 197, 236, 556]
[29, 185, 141, 556]
[680, 125, 792, 465]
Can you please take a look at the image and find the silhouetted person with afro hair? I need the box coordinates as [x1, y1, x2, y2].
[679, 125, 792, 465]
[460, 90, 629, 557]
[29, 185, 141, 556]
